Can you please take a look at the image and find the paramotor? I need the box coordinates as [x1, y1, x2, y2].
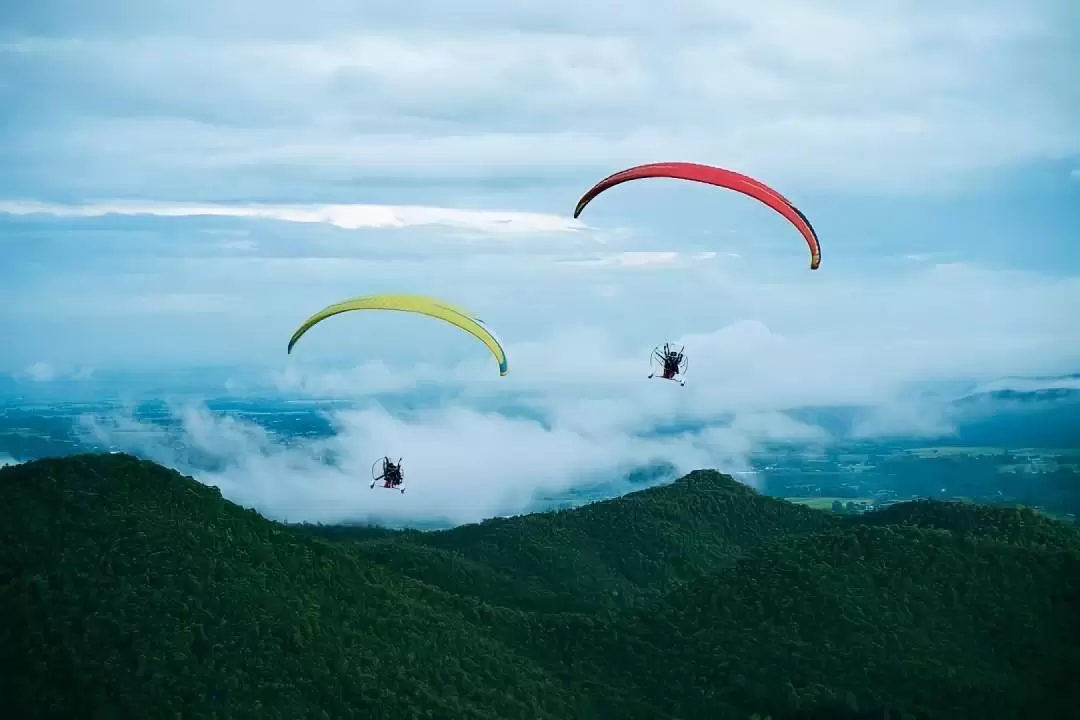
[649, 343, 687, 386]
[371, 456, 405, 493]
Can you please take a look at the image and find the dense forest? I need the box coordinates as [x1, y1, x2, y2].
[2, 455, 1079, 719]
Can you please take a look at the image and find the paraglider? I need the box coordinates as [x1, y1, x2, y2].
[649, 343, 687, 386]
[573, 162, 821, 270]
[287, 293, 509, 377]
[371, 457, 405, 493]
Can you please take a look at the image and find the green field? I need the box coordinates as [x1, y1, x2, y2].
[784, 495, 1076, 523]
[784, 496, 876, 511]
[903, 446, 1078, 459]
[904, 446, 1008, 458]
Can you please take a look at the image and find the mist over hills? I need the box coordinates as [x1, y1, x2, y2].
[2, 370, 1079, 532]
[4, 369, 1078, 451]
[3, 454, 1078, 719]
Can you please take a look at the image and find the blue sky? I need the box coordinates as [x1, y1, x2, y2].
[1, 0, 1079, 523]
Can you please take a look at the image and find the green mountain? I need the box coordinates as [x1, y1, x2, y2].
[353, 470, 838, 614]
[2, 454, 1079, 719]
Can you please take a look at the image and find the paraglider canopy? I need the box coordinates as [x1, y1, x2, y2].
[574, 162, 821, 270]
[287, 293, 509, 376]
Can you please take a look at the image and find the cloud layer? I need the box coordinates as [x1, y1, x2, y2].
[68, 261, 1080, 526]
[3, 0, 1078, 201]
[78, 399, 766, 526]
[0, 200, 584, 235]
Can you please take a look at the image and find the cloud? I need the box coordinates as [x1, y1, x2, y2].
[23, 361, 56, 382]
[14, 361, 94, 383]
[0, 200, 583, 235]
[969, 375, 1080, 395]
[559, 251, 683, 267]
[553, 251, 721, 269]
[2, 0, 1077, 201]
[78, 397, 777, 526]
[3, 206, 1078, 383]
[0, 453, 21, 468]
[71, 264, 1080, 526]
[851, 401, 958, 439]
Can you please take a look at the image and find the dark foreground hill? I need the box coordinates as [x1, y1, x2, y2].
[341, 469, 839, 613]
[2, 455, 1079, 719]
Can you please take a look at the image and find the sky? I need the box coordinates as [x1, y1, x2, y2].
[1, 0, 1079, 524]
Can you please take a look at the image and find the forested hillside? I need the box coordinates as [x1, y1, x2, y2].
[3, 454, 1079, 719]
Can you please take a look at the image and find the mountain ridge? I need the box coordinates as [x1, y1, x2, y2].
[3, 453, 1079, 719]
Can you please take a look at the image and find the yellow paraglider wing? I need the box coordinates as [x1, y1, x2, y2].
[286, 293, 509, 376]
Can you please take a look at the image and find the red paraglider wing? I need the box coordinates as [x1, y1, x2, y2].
[573, 162, 821, 270]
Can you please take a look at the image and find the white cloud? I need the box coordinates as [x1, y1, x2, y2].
[851, 401, 957, 440]
[593, 284, 620, 298]
[24, 361, 56, 382]
[53, 252, 1080, 526]
[0, 200, 583, 235]
[273, 361, 427, 396]
[969, 375, 1080, 395]
[5, 231, 1078, 385]
[16, 361, 95, 383]
[559, 251, 683, 267]
[3, 0, 1077, 199]
[74, 269, 1077, 526]
[78, 399, 765, 526]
